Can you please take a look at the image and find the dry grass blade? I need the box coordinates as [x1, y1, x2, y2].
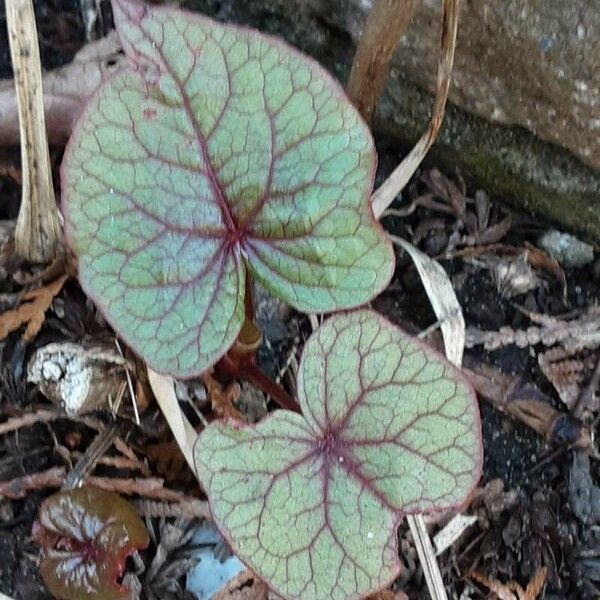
[390, 235, 465, 365]
[346, 0, 418, 123]
[389, 231, 467, 599]
[372, 0, 460, 218]
[408, 514, 448, 600]
[147, 368, 197, 472]
[63, 423, 119, 489]
[6, 0, 62, 262]
[0, 273, 68, 341]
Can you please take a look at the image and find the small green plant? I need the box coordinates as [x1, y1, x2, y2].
[32, 487, 149, 600]
[61, 1, 482, 598]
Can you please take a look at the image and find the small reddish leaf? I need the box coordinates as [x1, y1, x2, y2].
[195, 310, 482, 600]
[33, 487, 149, 600]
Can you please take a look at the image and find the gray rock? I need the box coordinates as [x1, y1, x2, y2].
[322, 0, 600, 172]
[538, 230, 595, 269]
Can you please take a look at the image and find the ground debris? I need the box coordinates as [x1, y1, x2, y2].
[539, 346, 600, 413]
[27, 341, 129, 415]
[463, 359, 592, 449]
[485, 252, 540, 297]
[569, 452, 600, 524]
[144, 519, 201, 600]
[212, 570, 269, 600]
[468, 566, 547, 600]
[466, 305, 600, 351]
[0, 272, 68, 341]
[201, 371, 244, 421]
[364, 591, 409, 600]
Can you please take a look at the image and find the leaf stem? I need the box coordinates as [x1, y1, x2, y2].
[346, 0, 418, 123]
[237, 363, 301, 413]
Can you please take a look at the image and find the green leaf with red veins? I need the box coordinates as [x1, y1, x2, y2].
[195, 310, 482, 600]
[61, 0, 394, 377]
[32, 487, 149, 600]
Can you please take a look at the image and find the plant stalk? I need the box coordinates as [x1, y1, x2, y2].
[6, 0, 62, 262]
[371, 0, 460, 218]
[238, 362, 301, 413]
[347, 0, 418, 123]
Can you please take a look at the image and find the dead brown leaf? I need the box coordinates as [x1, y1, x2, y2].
[524, 242, 567, 297]
[366, 592, 409, 600]
[202, 371, 244, 421]
[469, 566, 547, 600]
[539, 347, 599, 412]
[145, 440, 190, 483]
[0, 272, 68, 341]
[212, 570, 269, 600]
[463, 360, 592, 450]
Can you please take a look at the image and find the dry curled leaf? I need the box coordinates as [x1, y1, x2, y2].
[201, 372, 244, 421]
[0, 273, 68, 341]
[539, 347, 599, 412]
[469, 566, 547, 600]
[213, 570, 269, 600]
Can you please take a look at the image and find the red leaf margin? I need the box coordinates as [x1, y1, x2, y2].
[60, 0, 395, 378]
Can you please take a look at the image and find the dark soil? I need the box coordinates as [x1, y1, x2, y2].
[0, 2, 599, 600]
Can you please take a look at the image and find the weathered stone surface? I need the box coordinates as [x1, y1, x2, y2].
[190, 0, 600, 242]
[325, 0, 600, 171]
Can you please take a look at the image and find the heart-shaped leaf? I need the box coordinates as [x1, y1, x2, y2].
[61, 0, 394, 377]
[195, 310, 482, 600]
[33, 487, 149, 600]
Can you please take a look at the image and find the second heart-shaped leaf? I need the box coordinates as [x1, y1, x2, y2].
[195, 310, 482, 600]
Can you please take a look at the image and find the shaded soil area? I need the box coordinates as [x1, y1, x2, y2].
[0, 2, 599, 600]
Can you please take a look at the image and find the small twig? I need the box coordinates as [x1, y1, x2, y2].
[346, 0, 418, 122]
[6, 0, 62, 262]
[372, 0, 460, 218]
[0, 409, 58, 435]
[63, 423, 119, 489]
[115, 338, 141, 425]
[0, 465, 197, 502]
[132, 498, 211, 520]
[0, 467, 65, 498]
[0, 407, 103, 436]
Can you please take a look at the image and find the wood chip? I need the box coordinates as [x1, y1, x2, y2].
[433, 513, 478, 555]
